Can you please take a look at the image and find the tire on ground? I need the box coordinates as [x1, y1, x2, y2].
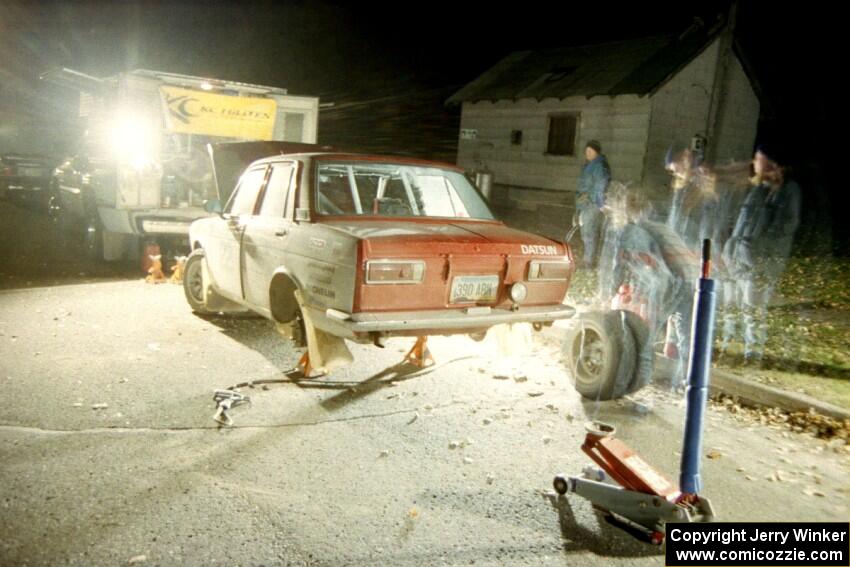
[622, 310, 654, 395]
[563, 310, 637, 400]
[183, 249, 212, 314]
[269, 274, 306, 347]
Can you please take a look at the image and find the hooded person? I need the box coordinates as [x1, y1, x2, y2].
[575, 140, 611, 267]
[719, 143, 802, 362]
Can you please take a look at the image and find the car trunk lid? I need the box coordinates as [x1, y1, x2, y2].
[319, 218, 571, 313]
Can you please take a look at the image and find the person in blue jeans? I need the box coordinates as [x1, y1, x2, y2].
[575, 140, 611, 267]
[720, 145, 801, 363]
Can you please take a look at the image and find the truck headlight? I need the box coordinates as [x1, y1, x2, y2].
[365, 260, 425, 284]
[510, 282, 527, 303]
[528, 260, 571, 281]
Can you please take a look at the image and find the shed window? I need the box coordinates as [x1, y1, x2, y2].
[546, 114, 578, 156]
[510, 130, 523, 146]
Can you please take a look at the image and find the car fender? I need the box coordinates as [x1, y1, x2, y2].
[268, 267, 304, 324]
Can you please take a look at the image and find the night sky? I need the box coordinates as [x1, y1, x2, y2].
[0, 1, 830, 119]
[0, 1, 842, 248]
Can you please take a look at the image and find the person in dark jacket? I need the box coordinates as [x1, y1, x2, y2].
[575, 140, 611, 267]
[720, 145, 801, 362]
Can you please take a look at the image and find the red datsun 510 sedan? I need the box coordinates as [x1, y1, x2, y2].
[185, 142, 576, 374]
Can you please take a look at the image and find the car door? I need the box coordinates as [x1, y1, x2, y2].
[241, 161, 297, 313]
[205, 165, 269, 300]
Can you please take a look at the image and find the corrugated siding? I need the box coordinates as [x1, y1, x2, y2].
[456, 95, 651, 192]
[455, 95, 651, 239]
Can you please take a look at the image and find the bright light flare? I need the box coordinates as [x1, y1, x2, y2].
[107, 110, 157, 169]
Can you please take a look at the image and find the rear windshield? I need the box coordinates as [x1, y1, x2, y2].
[315, 161, 494, 220]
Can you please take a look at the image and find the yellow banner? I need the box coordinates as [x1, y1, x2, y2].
[159, 86, 277, 140]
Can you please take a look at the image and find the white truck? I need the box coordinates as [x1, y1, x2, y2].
[42, 68, 320, 261]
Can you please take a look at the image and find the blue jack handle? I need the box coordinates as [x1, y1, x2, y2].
[679, 239, 717, 495]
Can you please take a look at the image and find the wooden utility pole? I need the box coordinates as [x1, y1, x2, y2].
[705, 1, 738, 163]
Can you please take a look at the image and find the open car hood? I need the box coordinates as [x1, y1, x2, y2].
[207, 141, 333, 203]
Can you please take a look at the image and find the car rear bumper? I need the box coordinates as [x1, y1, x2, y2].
[310, 303, 576, 338]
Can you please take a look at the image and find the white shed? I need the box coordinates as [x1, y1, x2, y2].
[447, 19, 760, 239]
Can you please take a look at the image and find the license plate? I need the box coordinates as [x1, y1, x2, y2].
[450, 275, 499, 304]
[20, 168, 44, 177]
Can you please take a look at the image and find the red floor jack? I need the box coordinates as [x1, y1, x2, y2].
[553, 239, 718, 545]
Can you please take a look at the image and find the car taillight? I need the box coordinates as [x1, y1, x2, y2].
[528, 260, 571, 281]
[2, 166, 13, 176]
[365, 260, 425, 284]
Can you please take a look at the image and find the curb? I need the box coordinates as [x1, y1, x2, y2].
[541, 322, 850, 422]
[709, 369, 850, 421]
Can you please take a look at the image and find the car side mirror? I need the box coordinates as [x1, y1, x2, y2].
[204, 199, 223, 215]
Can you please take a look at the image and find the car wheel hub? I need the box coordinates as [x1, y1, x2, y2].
[575, 328, 605, 380]
[187, 261, 203, 302]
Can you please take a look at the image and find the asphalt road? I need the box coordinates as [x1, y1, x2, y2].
[0, 200, 848, 566]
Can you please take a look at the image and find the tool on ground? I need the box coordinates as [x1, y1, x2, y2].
[212, 389, 251, 426]
[553, 238, 717, 545]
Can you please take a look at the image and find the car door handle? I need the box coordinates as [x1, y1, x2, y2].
[274, 229, 288, 237]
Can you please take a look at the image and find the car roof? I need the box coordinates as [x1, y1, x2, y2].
[251, 152, 464, 172]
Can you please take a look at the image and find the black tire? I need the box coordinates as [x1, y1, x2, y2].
[83, 212, 104, 262]
[622, 310, 653, 395]
[563, 310, 637, 400]
[183, 249, 212, 314]
[553, 475, 569, 495]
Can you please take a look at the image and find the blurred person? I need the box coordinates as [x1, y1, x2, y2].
[575, 140, 611, 268]
[709, 159, 752, 253]
[720, 145, 802, 363]
[665, 147, 719, 252]
[596, 184, 692, 386]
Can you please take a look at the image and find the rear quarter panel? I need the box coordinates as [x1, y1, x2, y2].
[285, 222, 359, 314]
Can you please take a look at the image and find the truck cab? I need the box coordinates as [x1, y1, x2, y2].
[43, 68, 320, 261]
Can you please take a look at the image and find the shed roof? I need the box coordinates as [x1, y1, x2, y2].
[447, 20, 726, 104]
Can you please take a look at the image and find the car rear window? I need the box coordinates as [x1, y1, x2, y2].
[315, 162, 494, 220]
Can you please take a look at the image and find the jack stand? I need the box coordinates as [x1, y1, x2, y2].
[553, 239, 718, 545]
[298, 351, 313, 378]
[404, 336, 434, 368]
